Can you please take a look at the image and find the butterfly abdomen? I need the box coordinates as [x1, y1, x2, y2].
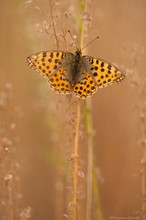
[68, 50, 83, 85]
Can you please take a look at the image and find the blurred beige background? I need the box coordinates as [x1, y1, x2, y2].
[0, 0, 146, 219]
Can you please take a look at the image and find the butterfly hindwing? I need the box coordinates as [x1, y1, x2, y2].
[73, 71, 97, 98]
[47, 68, 72, 94]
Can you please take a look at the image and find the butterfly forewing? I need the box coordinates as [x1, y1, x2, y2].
[86, 56, 125, 88]
[27, 51, 72, 94]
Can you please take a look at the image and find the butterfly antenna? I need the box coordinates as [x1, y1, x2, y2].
[81, 36, 99, 51]
[68, 30, 78, 50]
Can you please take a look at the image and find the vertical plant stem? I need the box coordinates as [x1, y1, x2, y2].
[4, 155, 13, 220]
[140, 115, 146, 220]
[85, 97, 102, 220]
[7, 179, 13, 220]
[49, 0, 60, 49]
[73, 98, 81, 220]
[79, 0, 95, 218]
[72, 1, 85, 219]
[85, 99, 93, 220]
[142, 148, 146, 220]
[69, 94, 74, 148]
[134, 55, 146, 220]
[77, 0, 85, 49]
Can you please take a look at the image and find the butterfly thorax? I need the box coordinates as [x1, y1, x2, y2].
[75, 50, 82, 62]
[69, 50, 83, 86]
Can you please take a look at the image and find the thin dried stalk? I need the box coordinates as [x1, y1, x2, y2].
[49, 0, 60, 49]
[131, 50, 146, 219]
[73, 98, 81, 220]
[72, 1, 85, 219]
[140, 115, 146, 220]
[6, 177, 13, 220]
[85, 98, 93, 220]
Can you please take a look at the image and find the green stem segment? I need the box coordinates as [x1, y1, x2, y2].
[73, 98, 81, 220]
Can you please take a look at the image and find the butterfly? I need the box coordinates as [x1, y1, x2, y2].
[26, 49, 125, 99]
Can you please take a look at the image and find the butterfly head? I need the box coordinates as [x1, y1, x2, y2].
[75, 49, 82, 62]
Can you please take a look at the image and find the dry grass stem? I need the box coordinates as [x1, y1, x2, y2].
[85, 98, 93, 220]
[49, 0, 60, 49]
[132, 50, 146, 220]
[6, 174, 13, 220]
[73, 98, 81, 220]
[140, 116, 146, 220]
